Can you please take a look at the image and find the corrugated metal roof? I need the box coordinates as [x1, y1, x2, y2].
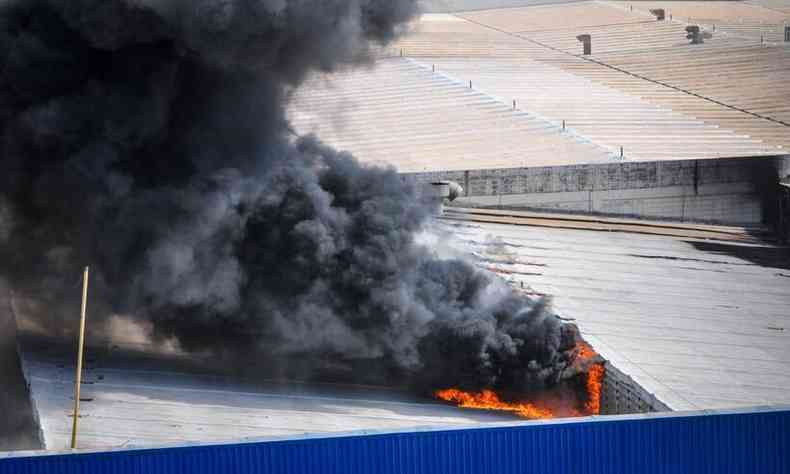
[611, 0, 790, 43]
[438, 210, 790, 411]
[413, 57, 778, 160]
[419, 0, 584, 13]
[618, 0, 790, 23]
[288, 58, 613, 171]
[2, 406, 789, 473]
[392, 4, 790, 152]
[588, 45, 790, 124]
[748, 0, 790, 14]
[457, 1, 645, 33]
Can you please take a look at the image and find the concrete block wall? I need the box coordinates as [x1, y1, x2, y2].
[601, 362, 670, 415]
[403, 156, 790, 225]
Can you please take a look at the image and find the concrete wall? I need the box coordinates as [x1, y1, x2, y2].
[601, 362, 669, 415]
[404, 156, 790, 225]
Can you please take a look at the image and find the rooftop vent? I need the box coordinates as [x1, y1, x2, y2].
[426, 181, 463, 214]
[685, 25, 711, 44]
[649, 9, 665, 21]
[785, 25, 789, 42]
[429, 181, 463, 202]
[576, 34, 591, 55]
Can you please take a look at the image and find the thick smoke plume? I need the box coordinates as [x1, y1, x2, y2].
[0, 0, 580, 396]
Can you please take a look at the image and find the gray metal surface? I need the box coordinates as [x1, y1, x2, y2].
[11, 215, 790, 451]
[16, 337, 511, 451]
[438, 215, 790, 411]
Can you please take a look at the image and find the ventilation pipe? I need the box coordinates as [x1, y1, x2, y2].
[686, 25, 704, 44]
[576, 34, 591, 55]
[426, 181, 464, 213]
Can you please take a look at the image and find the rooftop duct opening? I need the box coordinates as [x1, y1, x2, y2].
[685, 25, 711, 44]
[426, 181, 463, 213]
[429, 181, 464, 202]
[649, 9, 665, 21]
[576, 34, 591, 55]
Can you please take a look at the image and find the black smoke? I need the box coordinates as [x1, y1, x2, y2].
[0, 0, 580, 398]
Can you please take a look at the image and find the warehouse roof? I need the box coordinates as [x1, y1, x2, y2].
[289, 58, 613, 171]
[15, 335, 510, 451]
[439, 209, 790, 411]
[412, 57, 777, 160]
[14, 210, 790, 451]
[419, 0, 585, 12]
[392, 2, 790, 153]
[749, 0, 790, 15]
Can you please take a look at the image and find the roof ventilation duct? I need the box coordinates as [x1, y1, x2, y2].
[425, 180, 463, 214]
[576, 34, 591, 55]
[650, 9, 665, 21]
[685, 25, 711, 44]
[429, 181, 463, 202]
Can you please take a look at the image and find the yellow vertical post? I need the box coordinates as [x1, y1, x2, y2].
[70, 266, 90, 449]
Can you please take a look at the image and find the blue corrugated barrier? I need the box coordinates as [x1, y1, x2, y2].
[2, 407, 789, 474]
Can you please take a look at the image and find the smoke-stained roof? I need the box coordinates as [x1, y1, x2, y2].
[439, 210, 790, 411]
[15, 335, 512, 451]
[14, 211, 790, 450]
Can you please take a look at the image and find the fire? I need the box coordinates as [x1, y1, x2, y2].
[576, 341, 605, 415]
[585, 364, 605, 415]
[435, 388, 554, 420]
[436, 341, 606, 419]
[576, 341, 597, 360]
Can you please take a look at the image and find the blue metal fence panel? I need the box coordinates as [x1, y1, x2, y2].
[2, 407, 789, 474]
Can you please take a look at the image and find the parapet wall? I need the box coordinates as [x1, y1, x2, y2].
[404, 156, 790, 225]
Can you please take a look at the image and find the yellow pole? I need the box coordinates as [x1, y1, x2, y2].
[70, 266, 90, 450]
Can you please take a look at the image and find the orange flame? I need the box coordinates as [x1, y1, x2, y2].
[576, 341, 597, 360]
[435, 388, 554, 419]
[584, 364, 605, 415]
[576, 341, 605, 415]
[436, 341, 606, 419]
